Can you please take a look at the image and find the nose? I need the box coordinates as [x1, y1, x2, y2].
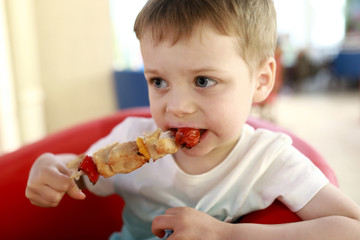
[166, 89, 196, 118]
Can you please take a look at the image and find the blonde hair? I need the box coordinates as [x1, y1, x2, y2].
[134, 0, 277, 73]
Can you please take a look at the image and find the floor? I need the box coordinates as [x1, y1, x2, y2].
[251, 90, 360, 205]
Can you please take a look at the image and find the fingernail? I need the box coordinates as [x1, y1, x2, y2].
[78, 190, 86, 199]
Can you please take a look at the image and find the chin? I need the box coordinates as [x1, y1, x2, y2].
[177, 142, 214, 157]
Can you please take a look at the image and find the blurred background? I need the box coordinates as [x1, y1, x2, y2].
[0, 0, 359, 203]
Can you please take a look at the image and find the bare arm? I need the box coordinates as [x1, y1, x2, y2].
[228, 183, 360, 240]
[228, 216, 360, 240]
[152, 184, 360, 240]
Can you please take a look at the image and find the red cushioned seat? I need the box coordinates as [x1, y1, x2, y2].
[0, 107, 337, 239]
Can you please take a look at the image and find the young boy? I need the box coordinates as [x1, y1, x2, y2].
[26, 0, 360, 239]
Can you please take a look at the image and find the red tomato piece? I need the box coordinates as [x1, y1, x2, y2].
[175, 128, 200, 149]
[78, 155, 99, 185]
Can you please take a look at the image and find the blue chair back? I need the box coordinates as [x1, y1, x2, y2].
[114, 70, 150, 109]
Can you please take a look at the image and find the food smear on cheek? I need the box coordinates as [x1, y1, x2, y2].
[174, 128, 201, 149]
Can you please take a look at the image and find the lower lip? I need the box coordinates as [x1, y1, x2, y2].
[199, 129, 208, 143]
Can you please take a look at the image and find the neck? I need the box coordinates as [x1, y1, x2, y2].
[173, 139, 238, 175]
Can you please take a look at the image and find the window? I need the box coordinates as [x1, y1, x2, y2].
[109, 0, 147, 70]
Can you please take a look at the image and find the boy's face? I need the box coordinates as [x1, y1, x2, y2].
[140, 24, 259, 160]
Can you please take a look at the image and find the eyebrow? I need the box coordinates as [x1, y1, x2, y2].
[144, 67, 225, 76]
[190, 67, 223, 74]
[143, 68, 160, 76]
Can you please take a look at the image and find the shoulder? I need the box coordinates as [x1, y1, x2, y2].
[241, 123, 330, 211]
[224, 124, 297, 181]
[240, 124, 293, 155]
[226, 124, 295, 173]
[240, 124, 314, 172]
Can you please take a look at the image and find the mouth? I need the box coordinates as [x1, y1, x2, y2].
[169, 128, 207, 149]
[169, 128, 207, 137]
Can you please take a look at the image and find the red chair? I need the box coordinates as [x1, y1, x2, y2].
[0, 107, 337, 239]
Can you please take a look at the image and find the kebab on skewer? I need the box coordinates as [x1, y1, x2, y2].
[66, 128, 201, 184]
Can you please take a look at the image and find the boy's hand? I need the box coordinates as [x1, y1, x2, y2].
[25, 153, 86, 207]
[152, 207, 232, 240]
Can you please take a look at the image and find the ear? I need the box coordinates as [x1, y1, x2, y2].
[252, 57, 276, 103]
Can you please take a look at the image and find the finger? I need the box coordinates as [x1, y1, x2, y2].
[153, 229, 165, 239]
[152, 215, 173, 238]
[66, 180, 86, 200]
[58, 162, 72, 177]
[47, 174, 69, 191]
[30, 193, 65, 207]
[165, 207, 190, 216]
[57, 159, 86, 200]
[26, 184, 65, 207]
[165, 207, 182, 215]
[152, 207, 185, 237]
[47, 164, 85, 200]
[41, 165, 76, 193]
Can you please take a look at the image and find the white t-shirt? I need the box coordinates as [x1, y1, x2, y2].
[84, 117, 329, 240]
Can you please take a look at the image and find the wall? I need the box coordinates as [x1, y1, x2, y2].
[0, 0, 20, 153]
[33, 0, 116, 134]
[4, 0, 116, 150]
[5, 0, 45, 147]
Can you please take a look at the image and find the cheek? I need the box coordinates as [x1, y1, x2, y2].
[206, 91, 252, 135]
[149, 97, 166, 129]
[150, 103, 160, 120]
[212, 107, 246, 134]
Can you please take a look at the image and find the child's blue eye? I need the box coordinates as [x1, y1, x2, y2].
[195, 76, 216, 88]
[151, 78, 168, 89]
